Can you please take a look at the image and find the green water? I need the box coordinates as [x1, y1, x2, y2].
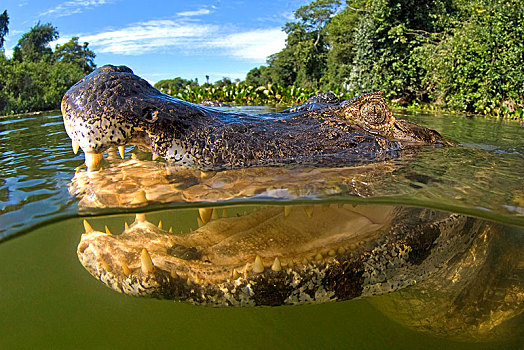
[0, 108, 523, 348]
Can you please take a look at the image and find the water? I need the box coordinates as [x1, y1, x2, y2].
[0, 108, 522, 348]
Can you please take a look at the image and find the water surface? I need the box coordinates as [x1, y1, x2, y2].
[0, 107, 522, 348]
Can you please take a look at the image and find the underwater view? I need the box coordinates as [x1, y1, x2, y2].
[0, 106, 523, 349]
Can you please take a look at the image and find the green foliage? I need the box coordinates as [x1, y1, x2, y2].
[0, 21, 97, 115]
[54, 37, 96, 74]
[254, 0, 522, 118]
[421, 0, 524, 116]
[13, 22, 59, 63]
[0, 10, 8, 50]
[154, 77, 199, 95]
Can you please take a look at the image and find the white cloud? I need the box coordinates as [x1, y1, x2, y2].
[53, 19, 286, 61]
[40, 0, 115, 17]
[176, 8, 211, 17]
[210, 29, 287, 60]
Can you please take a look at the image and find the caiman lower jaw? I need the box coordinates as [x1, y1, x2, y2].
[77, 205, 394, 305]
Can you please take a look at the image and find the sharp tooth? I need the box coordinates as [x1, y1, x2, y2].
[315, 252, 323, 261]
[118, 146, 125, 159]
[131, 153, 138, 160]
[152, 153, 159, 161]
[337, 247, 346, 254]
[232, 269, 240, 279]
[198, 208, 213, 224]
[157, 220, 163, 229]
[253, 255, 264, 273]
[72, 141, 80, 154]
[140, 248, 154, 274]
[211, 208, 219, 220]
[124, 222, 129, 230]
[170, 270, 179, 279]
[105, 226, 112, 235]
[131, 190, 147, 204]
[168, 227, 173, 233]
[271, 257, 282, 272]
[100, 259, 110, 271]
[84, 152, 103, 171]
[304, 206, 313, 218]
[284, 206, 292, 217]
[328, 249, 336, 257]
[121, 261, 131, 276]
[186, 277, 191, 286]
[83, 220, 94, 233]
[135, 214, 146, 223]
[197, 217, 204, 228]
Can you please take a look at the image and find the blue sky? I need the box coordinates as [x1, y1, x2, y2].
[2, 0, 309, 84]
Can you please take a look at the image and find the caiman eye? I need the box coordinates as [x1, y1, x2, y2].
[142, 108, 159, 123]
[360, 101, 386, 125]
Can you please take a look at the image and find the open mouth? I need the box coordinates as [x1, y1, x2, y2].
[78, 204, 397, 305]
[76, 204, 484, 306]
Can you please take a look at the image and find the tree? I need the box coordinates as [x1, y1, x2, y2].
[12, 22, 59, 62]
[54, 37, 96, 74]
[0, 10, 8, 50]
[264, 0, 341, 89]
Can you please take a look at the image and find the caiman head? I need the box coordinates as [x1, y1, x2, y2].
[62, 65, 448, 171]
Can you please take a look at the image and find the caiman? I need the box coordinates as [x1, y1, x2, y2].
[61, 65, 447, 171]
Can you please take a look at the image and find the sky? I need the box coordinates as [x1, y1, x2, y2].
[2, 0, 309, 84]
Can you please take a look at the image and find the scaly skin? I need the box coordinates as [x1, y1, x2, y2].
[61, 65, 447, 170]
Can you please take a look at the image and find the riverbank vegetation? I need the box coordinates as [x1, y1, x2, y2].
[0, 12, 95, 115]
[1, 0, 523, 119]
[156, 0, 523, 119]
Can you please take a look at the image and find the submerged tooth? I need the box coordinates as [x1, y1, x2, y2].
[304, 206, 313, 218]
[328, 249, 336, 257]
[284, 206, 292, 217]
[168, 227, 173, 233]
[84, 152, 103, 171]
[140, 248, 154, 274]
[135, 213, 146, 223]
[232, 269, 240, 279]
[253, 255, 264, 273]
[315, 252, 323, 261]
[157, 220, 163, 229]
[271, 257, 282, 272]
[121, 261, 131, 276]
[124, 222, 129, 230]
[198, 208, 213, 224]
[152, 153, 159, 161]
[170, 270, 179, 279]
[72, 140, 80, 154]
[105, 226, 112, 235]
[211, 208, 219, 220]
[337, 247, 346, 254]
[221, 209, 228, 218]
[83, 220, 94, 234]
[118, 146, 125, 159]
[100, 259, 110, 271]
[197, 217, 204, 228]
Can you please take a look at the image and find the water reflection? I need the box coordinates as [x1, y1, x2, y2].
[70, 150, 524, 226]
[77, 204, 522, 342]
